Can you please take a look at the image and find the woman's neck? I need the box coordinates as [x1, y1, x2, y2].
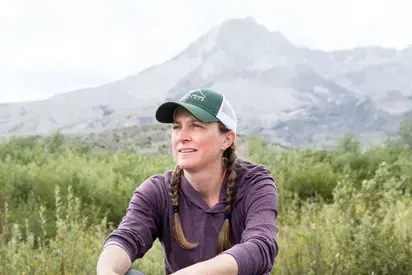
[183, 160, 226, 207]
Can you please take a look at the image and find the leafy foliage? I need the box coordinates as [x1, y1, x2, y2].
[1, 118, 412, 274]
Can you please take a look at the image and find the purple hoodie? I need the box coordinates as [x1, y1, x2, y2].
[103, 161, 279, 275]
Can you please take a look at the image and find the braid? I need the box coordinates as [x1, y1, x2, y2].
[217, 143, 237, 253]
[170, 165, 198, 249]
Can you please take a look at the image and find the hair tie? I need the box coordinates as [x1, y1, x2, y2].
[224, 212, 232, 220]
[173, 205, 179, 213]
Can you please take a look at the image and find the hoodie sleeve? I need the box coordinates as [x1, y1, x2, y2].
[222, 178, 279, 275]
[102, 174, 167, 262]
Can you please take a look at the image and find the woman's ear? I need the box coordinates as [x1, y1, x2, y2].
[223, 130, 236, 148]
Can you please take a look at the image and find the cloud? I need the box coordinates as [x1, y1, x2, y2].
[259, 0, 411, 50]
[0, 0, 187, 101]
[0, 0, 411, 102]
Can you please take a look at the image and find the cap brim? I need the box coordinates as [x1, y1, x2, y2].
[155, 101, 219, 123]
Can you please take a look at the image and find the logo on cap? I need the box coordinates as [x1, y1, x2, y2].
[181, 89, 207, 102]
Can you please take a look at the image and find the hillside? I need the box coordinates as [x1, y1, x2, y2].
[1, 17, 411, 148]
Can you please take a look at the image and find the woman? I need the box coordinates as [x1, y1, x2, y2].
[96, 88, 279, 275]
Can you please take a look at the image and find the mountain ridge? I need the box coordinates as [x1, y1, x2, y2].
[1, 17, 411, 148]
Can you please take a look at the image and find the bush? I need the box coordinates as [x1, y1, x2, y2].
[0, 127, 411, 274]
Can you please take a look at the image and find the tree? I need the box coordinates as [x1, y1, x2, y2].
[398, 114, 412, 149]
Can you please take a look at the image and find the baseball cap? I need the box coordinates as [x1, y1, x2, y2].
[155, 88, 238, 133]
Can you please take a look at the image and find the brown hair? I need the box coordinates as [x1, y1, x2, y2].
[169, 122, 238, 253]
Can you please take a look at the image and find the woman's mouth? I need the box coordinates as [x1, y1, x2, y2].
[179, 148, 197, 153]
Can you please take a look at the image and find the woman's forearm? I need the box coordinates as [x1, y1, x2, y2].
[96, 244, 132, 275]
[203, 254, 239, 275]
[171, 253, 238, 275]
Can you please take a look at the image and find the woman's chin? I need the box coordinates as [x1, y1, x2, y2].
[177, 159, 198, 170]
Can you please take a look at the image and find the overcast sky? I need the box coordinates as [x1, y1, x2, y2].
[1, 0, 410, 103]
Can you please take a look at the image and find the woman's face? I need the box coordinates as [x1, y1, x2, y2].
[171, 107, 233, 172]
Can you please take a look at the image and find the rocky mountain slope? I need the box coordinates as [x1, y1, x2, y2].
[1, 17, 411, 148]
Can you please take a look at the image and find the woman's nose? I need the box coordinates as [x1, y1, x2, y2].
[177, 127, 192, 142]
[179, 134, 192, 142]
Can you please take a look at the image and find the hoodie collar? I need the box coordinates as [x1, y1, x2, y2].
[180, 168, 228, 213]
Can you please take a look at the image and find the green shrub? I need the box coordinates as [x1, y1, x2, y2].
[0, 125, 411, 274]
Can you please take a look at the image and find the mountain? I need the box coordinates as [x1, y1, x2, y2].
[1, 17, 411, 148]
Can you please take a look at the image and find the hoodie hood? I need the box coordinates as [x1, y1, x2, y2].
[231, 160, 276, 203]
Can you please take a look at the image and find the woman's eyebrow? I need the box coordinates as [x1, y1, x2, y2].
[173, 118, 203, 124]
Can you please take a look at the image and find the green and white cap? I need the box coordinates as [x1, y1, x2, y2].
[155, 88, 238, 133]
